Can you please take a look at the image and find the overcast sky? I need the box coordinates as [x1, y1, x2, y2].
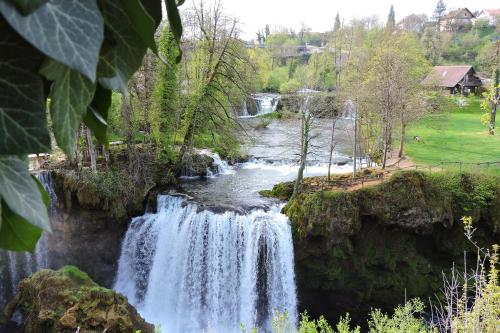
[183, 0, 498, 40]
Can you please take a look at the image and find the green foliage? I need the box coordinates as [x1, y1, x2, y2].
[0, 156, 49, 232]
[0, 0, 184, 251]
[150, 27, 179, 156]
[368, 299, 435, 333]
[61, 265, 93, 285]
[40, 59, 96, 155]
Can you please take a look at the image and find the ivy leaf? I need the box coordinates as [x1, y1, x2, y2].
[123, 0, 158, 54]
[83, 85, 111, 145]
[97, 0, 147, 93]
[0, 0, 104, 82]
[0, 156, 50, 231]
[40, 59, 96, 156]
[0, 201, 42, 252]
[0, 18, 50, 154]
[140, 0, 162, 27]
[165, 0, 183, 63]
[5, 0, 48, 15]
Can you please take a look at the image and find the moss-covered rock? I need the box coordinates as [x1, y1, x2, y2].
[282, 171, 500, 324]
[3, 266, 153, 333]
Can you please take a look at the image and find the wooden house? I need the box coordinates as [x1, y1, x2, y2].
[422, 65, 483, 94]
[440, 8, 475, 31]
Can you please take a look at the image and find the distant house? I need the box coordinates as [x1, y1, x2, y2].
[422, 65, 483, 94]
[440, 8, 475, 31]
[474, 9, 500, 26]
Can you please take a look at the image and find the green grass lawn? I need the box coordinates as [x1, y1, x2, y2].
[405, 97, 500, 168]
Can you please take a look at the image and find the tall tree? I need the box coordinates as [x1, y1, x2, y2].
[433, 0, 447, 29]
[482, 41, 500, 135]
[421, 26, 442, 65]
[334, 13, 341, 33]
[386, 5, 396, 32]
[150, 26, 179, 156]
[179, 1, 250, 160]
[363, 33, 431, 167]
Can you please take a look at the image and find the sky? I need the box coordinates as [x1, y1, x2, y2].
[185, 0, 499, 40]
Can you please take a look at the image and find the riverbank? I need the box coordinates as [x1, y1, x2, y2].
[267, 170, 500, 324]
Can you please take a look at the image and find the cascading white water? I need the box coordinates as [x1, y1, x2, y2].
[239, 94, 280, 118]
[0, 171, 54, 307]
[199, 149, 235, 177]
[115, 195, 298, 333]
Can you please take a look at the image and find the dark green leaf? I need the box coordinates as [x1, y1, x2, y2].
[123, 0, 158, 54]
[97, 0, 147, 93]
[40, 59, 96, 156]
[83, 85, 111, 145]
[0, 18, 50, 154]
[5, 0, 48, 15]
[0, 0, 104, 81]
[140, 0, 162, 27]
[0, 201, 42, 252]
[165, 0, 183, 63]
[0, 156, 50, 231]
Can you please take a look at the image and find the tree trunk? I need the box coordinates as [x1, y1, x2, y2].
[102, 145, 110, 169]
[86, 127, 97, 172]
[327, 118, 336, 181]
[381, 121, 389, 169]
[489, 68, 499, 135]
[122, 94, 133, 158]
[71, 125, 83, 169]
[292, 113, 310, 199]
[352, 107, 357, 178]
[398, 122, 406, 158]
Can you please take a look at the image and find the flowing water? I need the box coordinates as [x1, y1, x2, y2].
[240, 94, 281, 118]
[115, 114, 355, 332]
[0, 171, 55, 308]
[115, 196, 297, 332]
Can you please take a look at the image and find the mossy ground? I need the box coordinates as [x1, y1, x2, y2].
[280, 170, 500, 324]
[8, 266, 153, 333]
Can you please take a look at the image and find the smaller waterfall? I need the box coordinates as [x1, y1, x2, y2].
[0, 171, 54, 307]
[115, 195, 297, 333]
[240, 94, 280, 118]
[199, 149, 235, 177]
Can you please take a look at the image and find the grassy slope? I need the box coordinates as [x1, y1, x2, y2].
[405, 98, 500, 166]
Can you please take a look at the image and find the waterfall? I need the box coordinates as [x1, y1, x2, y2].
[115, 195, 298, 333]
[0, 171, 54, 307]
[239, 94, 280, 118]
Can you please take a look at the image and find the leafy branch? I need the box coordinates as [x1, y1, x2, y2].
[0, 0, 183, 251]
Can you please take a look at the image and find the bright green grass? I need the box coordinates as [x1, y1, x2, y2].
[405, 98, 500, 169]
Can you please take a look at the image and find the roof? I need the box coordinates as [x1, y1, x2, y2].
[422, 66, 474, 87]
[484, 9, 500, 16]
[442, 8, 475, 20]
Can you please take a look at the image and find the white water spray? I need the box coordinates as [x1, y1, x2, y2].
[115, 195, 298, 333]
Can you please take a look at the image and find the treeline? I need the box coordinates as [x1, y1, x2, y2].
[249, 1, 498, 94]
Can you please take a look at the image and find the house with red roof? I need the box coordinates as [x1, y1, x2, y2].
[422, 65, 483, 95]
[474, 9, 500, 26]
